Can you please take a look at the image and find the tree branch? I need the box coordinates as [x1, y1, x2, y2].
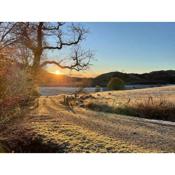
[42, 22, 65, 31]
[40, 47, 93, 71]
[43, 24, 87, 50]
[0, 23, 17, 51]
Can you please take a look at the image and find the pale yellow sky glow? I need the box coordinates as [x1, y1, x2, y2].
[45, 63, 168, 78]
[45, 65, 99, 78]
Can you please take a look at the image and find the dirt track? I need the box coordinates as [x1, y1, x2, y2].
[1, 86, 175, 153]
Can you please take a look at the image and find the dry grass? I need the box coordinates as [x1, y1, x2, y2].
[85, 97, 175, 122]
[0, 96, 36, 124]
[84, 86, 175, 122]
[25, 119, 146, 153]
[1, 86, 175, 153]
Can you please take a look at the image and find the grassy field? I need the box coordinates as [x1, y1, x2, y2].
[85, 85, 175, 121]
[0, 85, 175, 153]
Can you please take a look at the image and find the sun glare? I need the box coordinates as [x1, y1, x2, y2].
[54, 70, 62, 75]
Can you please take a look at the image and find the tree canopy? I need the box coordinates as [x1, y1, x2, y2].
[0, 22, 93, 75]
[107, 77, 125, 90]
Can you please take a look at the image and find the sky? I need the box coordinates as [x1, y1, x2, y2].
[47, 22, 175, 77]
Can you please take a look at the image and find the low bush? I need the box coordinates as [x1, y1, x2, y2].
[0, 59, 36, 122]
[107, 77, 125, 90]
[95, 85, 101, 92]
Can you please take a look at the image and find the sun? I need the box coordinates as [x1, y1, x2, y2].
[54, 70, 62, 75]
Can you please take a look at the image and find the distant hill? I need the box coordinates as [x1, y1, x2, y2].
[92, 70, 175, 87]
[38, 69, 175, 87]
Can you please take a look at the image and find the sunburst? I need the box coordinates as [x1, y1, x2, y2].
[54, 70, 62, 75]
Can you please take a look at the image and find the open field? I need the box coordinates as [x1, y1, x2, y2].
[0, 85, 175, 153]
[84, 85, 175, 122]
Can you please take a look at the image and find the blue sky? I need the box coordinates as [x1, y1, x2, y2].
[47, 22, 175, 77]
[81, 22, 175, 75]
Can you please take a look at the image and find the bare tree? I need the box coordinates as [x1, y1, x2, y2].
[0, 23, 17, 51]
[12, 22, 93, 75]
[11, 45, 33, 68]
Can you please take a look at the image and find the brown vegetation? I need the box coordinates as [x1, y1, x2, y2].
[85, 97, 175, 122]
[84, 86, 175, 122]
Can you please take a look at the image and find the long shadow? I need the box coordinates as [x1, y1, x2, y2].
[6, 136, 70, 153]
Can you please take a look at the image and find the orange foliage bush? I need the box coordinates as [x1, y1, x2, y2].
[0, 57, 35, 121]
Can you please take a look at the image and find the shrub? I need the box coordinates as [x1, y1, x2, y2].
[107, 77, 125, 90]
[0, 59, 36, 122]
[95, 85, 101, 92]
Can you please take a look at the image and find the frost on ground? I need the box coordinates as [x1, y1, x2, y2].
[0, 86, 175, 153]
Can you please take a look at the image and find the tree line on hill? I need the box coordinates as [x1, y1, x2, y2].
[92, 70, 175, 87]
[39, 70, 175, 87]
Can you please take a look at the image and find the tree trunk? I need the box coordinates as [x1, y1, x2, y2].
[31, 51, 42, 86]
[32, 22, 43, 80]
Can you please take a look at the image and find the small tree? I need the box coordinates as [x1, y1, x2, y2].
[95, 85, 101, 92]
[107, 77, 125, 90]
